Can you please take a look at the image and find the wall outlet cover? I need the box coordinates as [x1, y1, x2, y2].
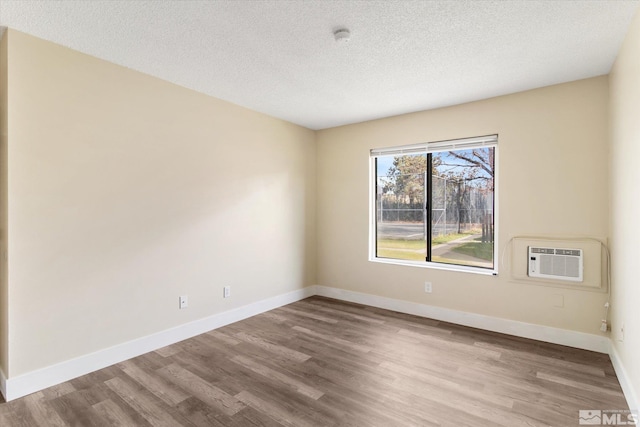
[424, 282, 432, 293]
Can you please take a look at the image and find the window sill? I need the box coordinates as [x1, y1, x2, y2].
[369, 256, 498, 276]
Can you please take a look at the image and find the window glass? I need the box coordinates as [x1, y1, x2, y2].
[376, 154, 426, 261]
[373, 140, 495, 271]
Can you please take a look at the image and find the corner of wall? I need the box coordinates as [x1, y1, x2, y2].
[610, 343, 639, 413]
[608, 7, 640, 414]
[0, 27, 9, 386]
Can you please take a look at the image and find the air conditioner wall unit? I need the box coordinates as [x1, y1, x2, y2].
[528, 247, 583, 282]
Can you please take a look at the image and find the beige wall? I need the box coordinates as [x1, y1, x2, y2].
[4, 30, 316, 377]
[0, 21, 630, 390]
[317, 77, 610, 334]
[610, 10, 640, 408]
[0, 31, 8, 378]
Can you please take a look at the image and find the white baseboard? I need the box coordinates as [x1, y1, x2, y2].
[609, 343, 639, 413]
[1, 286, 315, 402]
[317, 285, 640, 413]
[2, 284, 634, 411]
[314, 285, 610, 353]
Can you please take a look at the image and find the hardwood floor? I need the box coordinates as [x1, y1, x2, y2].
[0, 296, 628, 426]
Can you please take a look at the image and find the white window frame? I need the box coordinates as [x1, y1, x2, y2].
[369, 134, 499, 276]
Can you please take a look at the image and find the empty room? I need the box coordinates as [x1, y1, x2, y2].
[0, 1, 639, 426]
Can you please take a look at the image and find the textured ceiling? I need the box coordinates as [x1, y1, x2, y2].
[0, 1, 638, 130]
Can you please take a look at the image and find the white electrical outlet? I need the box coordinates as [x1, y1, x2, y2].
[619, 323, 625, 342]
[424, 282, 432, 293]
[179, 295, 188, 309]
[223, 286, 231, 298]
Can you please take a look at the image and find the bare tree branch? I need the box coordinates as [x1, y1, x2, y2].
[447, 150, 493, 177]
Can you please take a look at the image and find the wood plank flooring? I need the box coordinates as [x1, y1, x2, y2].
[0, 296, 628, 426]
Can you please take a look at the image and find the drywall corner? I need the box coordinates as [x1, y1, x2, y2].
[0, 28, 9, 386]
[609, 6, 640, 417]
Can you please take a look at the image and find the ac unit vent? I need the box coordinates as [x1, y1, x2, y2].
[528, 247, 583, 282]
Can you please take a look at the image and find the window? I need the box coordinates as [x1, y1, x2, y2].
[370, 135, 497, 274]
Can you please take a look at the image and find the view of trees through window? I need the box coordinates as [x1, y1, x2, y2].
[375, 147, 495, 269]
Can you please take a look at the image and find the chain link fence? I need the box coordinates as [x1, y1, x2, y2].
[377, 173, 493, 241]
